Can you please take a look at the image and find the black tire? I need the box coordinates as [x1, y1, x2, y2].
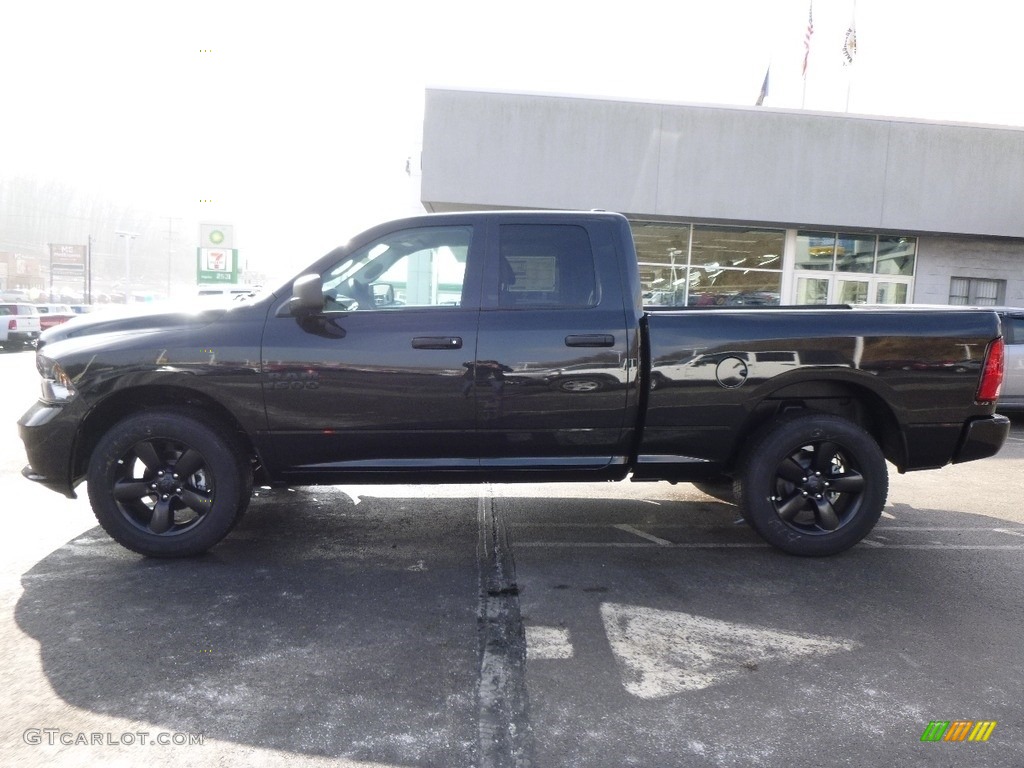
[733, 413, 887, 556]
[87, 410, 253, 557]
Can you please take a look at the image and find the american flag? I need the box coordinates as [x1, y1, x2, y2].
[802, 2, 814, 78]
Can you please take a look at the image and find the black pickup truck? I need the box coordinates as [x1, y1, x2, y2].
[19, 211, 1009, 557]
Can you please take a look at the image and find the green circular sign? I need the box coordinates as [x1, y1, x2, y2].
[209, 229, 225, 245]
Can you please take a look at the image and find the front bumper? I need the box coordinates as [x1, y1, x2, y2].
[952, 414, 1012, 464]
[18, 399, 87, 498]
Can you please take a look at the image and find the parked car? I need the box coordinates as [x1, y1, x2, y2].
[34, 303, 75, 330]
[69, 304, 95, 315]
[995, 307, 1024, 411]
[0, 303, 41, 349]
[196, 285, 260, 301]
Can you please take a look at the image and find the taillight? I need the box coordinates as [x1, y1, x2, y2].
[976, 337, 1004, 404]
[7, 319, 14, 331]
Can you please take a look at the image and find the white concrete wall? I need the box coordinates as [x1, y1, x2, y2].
[422, 89, 1024, 239]
[914, 236, 1024, 306]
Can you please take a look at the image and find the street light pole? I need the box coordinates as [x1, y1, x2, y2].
[114, 231, 138, 303]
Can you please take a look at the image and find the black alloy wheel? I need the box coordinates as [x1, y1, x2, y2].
[734, 413, 887, 556]
[88, 410, 251, 557]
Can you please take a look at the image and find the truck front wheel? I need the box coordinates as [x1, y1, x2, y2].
[87, 410, 252, 557]
[733, 413, 887, 556]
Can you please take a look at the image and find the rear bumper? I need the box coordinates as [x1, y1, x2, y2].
[952, 414, 1011, 464]
[5, 331, 39, 344]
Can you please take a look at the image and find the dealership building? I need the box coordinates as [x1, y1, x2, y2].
[420, 88, 1024, 309]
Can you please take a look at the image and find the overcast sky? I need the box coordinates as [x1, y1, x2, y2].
[3, 0, 1022, 280]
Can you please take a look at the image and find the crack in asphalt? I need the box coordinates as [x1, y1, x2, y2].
[476, 488, 534, 768]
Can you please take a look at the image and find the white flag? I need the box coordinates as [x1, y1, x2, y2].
[842, 15, 857, 66]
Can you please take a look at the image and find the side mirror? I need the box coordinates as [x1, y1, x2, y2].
[275, 274, 323, 317]
[371, 282, 395, 307]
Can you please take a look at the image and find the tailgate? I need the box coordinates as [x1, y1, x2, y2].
[12, 317, 41, 332]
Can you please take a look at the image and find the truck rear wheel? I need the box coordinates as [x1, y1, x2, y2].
[734, 413, 887, 556]
[87, 410, 252, 557]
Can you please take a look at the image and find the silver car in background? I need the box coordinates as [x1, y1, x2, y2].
[997, 307, 1024, 412]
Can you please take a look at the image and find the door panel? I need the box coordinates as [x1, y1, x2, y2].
[474, 221, 633, 467]
[262, 223, 482, 473]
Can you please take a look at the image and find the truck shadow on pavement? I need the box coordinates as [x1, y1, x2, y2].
[14, 488, 1024, 765]
[15, 491, 483, 765]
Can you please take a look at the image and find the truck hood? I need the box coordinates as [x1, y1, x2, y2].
[38, 304, 230, 350]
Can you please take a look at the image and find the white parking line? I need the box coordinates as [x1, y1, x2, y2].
[516, 541, 1024, 551]
[874, 526, 1024, 532]
[614, 524, 673, 546]
[518, 542, 768, 548]
[511, 522, 1024, 550]
[515, 522, 1024, 534]
[863, 544, 1024, 550]
[525, 626, 573, 660]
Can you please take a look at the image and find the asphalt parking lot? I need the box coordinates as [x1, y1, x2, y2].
[2, 348, 1023, 767]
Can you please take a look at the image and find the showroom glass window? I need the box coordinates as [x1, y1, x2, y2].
[794, 231, 916, 305]
[631, 221, 784, 307]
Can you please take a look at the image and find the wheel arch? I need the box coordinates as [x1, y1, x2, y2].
[73, 385, 265, 486]
[737, 377, 907, 472]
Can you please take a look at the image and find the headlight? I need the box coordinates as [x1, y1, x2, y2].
[37, 355, 77, 403]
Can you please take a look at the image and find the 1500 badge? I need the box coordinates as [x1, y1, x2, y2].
[266, 370, 320, 390]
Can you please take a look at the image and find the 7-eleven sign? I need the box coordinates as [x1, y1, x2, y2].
[197, 248, 238, 283]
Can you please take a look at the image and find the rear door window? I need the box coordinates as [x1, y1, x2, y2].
[497, 224, 598, 309]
